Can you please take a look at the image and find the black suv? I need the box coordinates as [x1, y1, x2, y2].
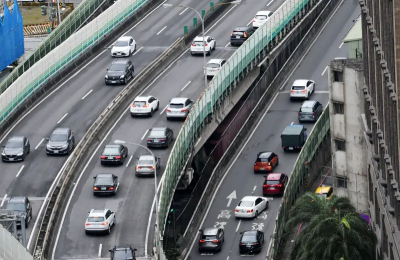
[46, 128, 75, 155]
[230, 26, 255, 46]
[109, 245, 137, 260]
[298, 100, 323, 122]
[5, 197, 32, 228]
[2, 136, 30, 162]
[105, 59, 134, 85]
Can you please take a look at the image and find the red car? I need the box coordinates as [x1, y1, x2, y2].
[254, 151, 279, 173]
[262, 173, 288, 196]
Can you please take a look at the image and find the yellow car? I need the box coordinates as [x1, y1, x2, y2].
[315, 186, 333, 199]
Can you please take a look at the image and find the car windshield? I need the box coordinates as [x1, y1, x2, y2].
[267, 180, 280, 185]
[169, 103, 184, 109]
[202, 235, 217, 240]
[134, 101, 146, 107]
[88, 217, 104, 222]
[6, 141, 23, 148]
[193, 41, 205, 46]
[103, 147, 120, 155]
[139, 160, 153, 165]
[255, 15, 268, 20]
[233, 31, 244, 36]
[206, 63, 220, 68]
[95, 176, 113, 185]
[300, 107, 313, 113]
[292, 85, 305, 90]
[109, 64, 125, 71]
[114, 250, 133, 259]
[50, 133, 67, 142]
[241, 234, 257, 242]
[115, 40, 129, 47]
[238, 201, 253, 207]
[150, 130, 165, 138]
[6, 202, 25, 211]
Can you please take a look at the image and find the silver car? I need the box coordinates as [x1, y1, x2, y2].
[135, 155, 160, 177]
[166, 97, 194, 120]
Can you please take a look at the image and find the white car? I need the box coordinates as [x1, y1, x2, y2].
[205, 59, 226, 78]
[234, 196, 268, 218]
[111, 36, 136, 57]
[130, 96, 159, 117]
[166, 97, 194, 120]
[289, 79, 315, 100]
[85, 209, 116, 235]
[190, 36, 216, 55]
[252, 11, 273, 29]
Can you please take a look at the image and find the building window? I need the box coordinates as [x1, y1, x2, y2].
[333, 70, 343, 82]
[375, 190, 380, 227]
[368, 166, 373, 202]
[333, 102, 344, 114]
[335, 139, 346, 151]
[336, 176, 348, 188]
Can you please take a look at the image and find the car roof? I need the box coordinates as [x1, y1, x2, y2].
[202, 227, 218, 235]
[8, 136, 24, 142]
[194, 36, 211, 40]
[256, 10, 272, 15]
[293, 79, 309, 85]
[207, 59, 224, 64]
[170, 97, 188, 104]
[89, 209, 106, 216]
[112, 59, 129, 64]
[233, 26, 250, 31]
[315, 186, 333, 194]
[117, 36, 132, 41]
[267, 173, 283, 180]
[241, 196, 259, 202]
[282, 125, 304, 135]
[105, 144, 120, 148]
[8, 197, 26, 203]
[138, 155, 154, 161]
[96, 173, 113, 177]
[134, 96, 151, 101]
[258, 151, 272, 158]
[53, 128, 69, 134]
[151, 127, 167, 131]
[301, 101, 317, 107]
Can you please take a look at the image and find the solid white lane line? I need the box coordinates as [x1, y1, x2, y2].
[98, 244, 102, 257]
[179, 7, 188, 15]
[253, 186, 257, 191]
[291, 122, 294, 125]
[321, 66, 328, 76]
[225, 42, 230, 47]
[160, 105, 169, 115]
[227, 257, 229, 260]
[57, 113, 68, 124]
[181, 81, 191, 91]
[236, 220, 241, 232]
[339, 42, 344, 48]
[267, 0, 274, 6]
[141, 129, 149, 140]
[195, 137, 202, 147]
[81, 89, 93, 100]
[246, 19, 253, 26]
[126, 155, 133, 168]
[133, 46, 143, 56]
[156, 26, 167, 35]
[35, 138, 44, 150]
[0, 194, 7, 207]
[16, 165, 25, 178]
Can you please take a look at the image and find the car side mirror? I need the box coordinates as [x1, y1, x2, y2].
[305, 128, 307, 130]
[109, 249, 112, 252]
[239, 232, 243, 234]
[93, 177, 96, 179]
[2, 145, 4, 148]
[45, 138, 49, 141]
[133, 249, 137, 251]
[199, 229, 203, 233]
[158, 157, 160, 161]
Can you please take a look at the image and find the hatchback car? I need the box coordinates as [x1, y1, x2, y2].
[298, 100, 323, 122]
[205, 59, 227, 78]
[109, 246, 137, 260]
[234, 196, 268, 218]
[105, 59, 134, 85]
[166, 97, 194, 120]
[252, 10, 273, 29]
[239, 230, 264, 254]
[93, 173, 118, 196]
[315, 186, 334, 200]
[198, 227, 225, 253]
[135, 155, 160, 177]
[111, 36, 136, 57]
[253, 151, 278, 173]
[85, 209, 116, 235]
[289, 79, 315, 100]
[147, 127, 174, 148]
[190, 36, 216, 55]
[262, 173, 288, 196]
[5, 197, 32, 228]
[2, 136, 30, 162]
[46, 128, 75, 155]
[130, 96, 160, 117]
[100, 144, 128, 165]
[230, 26, 255, 46]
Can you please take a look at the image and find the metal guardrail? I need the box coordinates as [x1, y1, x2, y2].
[0, 224, 33, 260]
[0, 0, 150, 124]
[158, 0, 315, 237]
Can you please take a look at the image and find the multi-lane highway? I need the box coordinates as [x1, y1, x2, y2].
[184, 0, 359, 259]
[50, 0, 290, 259]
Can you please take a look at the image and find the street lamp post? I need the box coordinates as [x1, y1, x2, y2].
[163, 1, 241, 91]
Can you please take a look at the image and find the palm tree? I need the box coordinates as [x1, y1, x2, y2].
[286, 192, 377, 260]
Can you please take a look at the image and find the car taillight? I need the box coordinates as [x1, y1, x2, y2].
[181, 108, 187, 112]
[131, 104, 136, 107]
[267, 163, 271, 166]
[160, 139, 166, 141]
[100, 155, 105, 159]
[167, 109, 171, 112]
[247, 209, 253, 213]
[301, 90, 307, 92]
[94, 187, 99, 191]
[254, 163, 257, 166]
[199, 240, 206, 243]
[191, 43, 196, 46]
[109, 187, 115, 190]
[253, 242, 258, 245]
[244, 32, 248, 37]
[253, 20, 255, 22]
[144, 104, 149, 107]
[213, 239, 219, 243]
[205, 44, 208, 46]
[282, 146, 286, 149]
[313, 112, 316, 116]
[235, 209, 239, 212]
[290, 90, 295, 92]
[149, 166, 154, 170]
[298, 112, 301, 116]
[102, 222, 109, 226]
[85, 223, 90, 226]
[263, 184, 267, 188]
[137, 166, 142, 169]
[231, 32, 233, 36]
[116, 155, 121, 159]
[277, 184, 283, 187]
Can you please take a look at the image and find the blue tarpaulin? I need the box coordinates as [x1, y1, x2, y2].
[0, 3, 24, 72]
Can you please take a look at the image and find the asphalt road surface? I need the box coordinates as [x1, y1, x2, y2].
[185, 1, 360, 260]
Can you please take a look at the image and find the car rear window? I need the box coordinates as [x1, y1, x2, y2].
[257, 158, 269, 162]
[300, 107, 313, 113]
[255, 15, 268, 20]
[6, 203, 25, 211]
[169, 103, 184, 109]
[232, 31, 244, 36]
[88, 217, 104, 222]
[50, 133, 67, 142]
[114, 250, 133, 258]
[139, 160, 153, 165]
[95, 176, 112, 185]
[150, 130, 165, 137]
[193, 41, 205, 46]
[241, 234, 257, 242]
[6, 141, 23, 148]
[134, 101, 147, 107]
[267, 180, 280, 185]
[206, 63, 220, 68]
[202, 235, 217, 240]
[292, 85, 305, 90]
[238, 201, 253, 207]
[103, 147, 120, 155]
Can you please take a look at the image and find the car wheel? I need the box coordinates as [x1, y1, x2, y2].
[107, 226, 111, 234]
[25, 218, 29, 228]
[134, 44, 136, 51]
[124, 77, 127, 85]
[306, 92, 309, 100]
[150, 108, 154, 117]
[156, 102, 159, 111]
[27, 148, 30, 154]
[113, 217, 116, 226]
[276, 158, 279, 166]
[101, 161, 105, 165]
[166, 117, 170, 120]
[213, 42, 216, 50]
[254, 211, 258, 218]
[85, 230, 89, 235]
[208, 48, 212, 56]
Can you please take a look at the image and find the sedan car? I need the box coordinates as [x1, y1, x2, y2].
[289, 79, 315, 100]
[109, 246, 137, 260]
[198, 227, 224, 253]
[230, 26, 255, 46]
[2, 136, 30, 162]
[130, 96, 160, 117]
[253, 151, 279, 173]
[100, 144, 128, 165]
[166, 97, 194, 120]
[262, 173, 288, 196]
[93, 173, 118, 196]
[105, 59, 134, 85]
[252, 10, 273, 29]
[147, 127, 174, 148]
[85, 209, 116, 235]
[234, 196, 268, 218]
[135, 155, 160, 177]
[111, 36, 136, 57]
[205, 59, 227, 78]
[298, 100, 323, 122]
[190, 36, 216, 55]
[46, 127, 75, 155]
[239, 230, 264, 254]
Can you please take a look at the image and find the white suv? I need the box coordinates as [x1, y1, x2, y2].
[252, 11, 273, 29]
[130, 96, 160, 117]
[205, 59, 226, 78]
[190, 36, 216, 55]
[85, 209, 116, 235]
[111, 36, 136, 57]
[289, 79, 315, 100]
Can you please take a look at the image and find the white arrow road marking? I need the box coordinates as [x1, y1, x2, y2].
[226, 190, 237, 207]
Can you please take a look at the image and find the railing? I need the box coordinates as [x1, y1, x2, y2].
[0, 0, 150, 124]
[0, 224, 33, 260]
[158, 0, 314, 236]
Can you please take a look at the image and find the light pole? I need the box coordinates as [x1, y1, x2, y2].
[163, 0, 241, 91]
[113, 140, 160, 255]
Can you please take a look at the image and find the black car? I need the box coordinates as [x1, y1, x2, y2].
[100, 144, 128, 165]
[298, 100, 323, 122]
[109, 245, 137, 260]
[239, 230, 264, 254]
[105, 59, 134, 85]
[230, 26, 255, 46]
[46, 128, 75, 155]
[199, 227, 224, 253]
[93, 173, 118, 195]
[147, 127, 174, 148]
[5, 197, 32, 228]
[2, 136, 30, 162]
